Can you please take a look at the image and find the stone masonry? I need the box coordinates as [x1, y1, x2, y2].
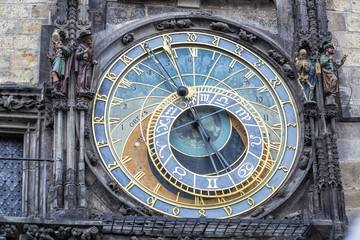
[0, 0, 56, 85]
[327, 0, 360, 222]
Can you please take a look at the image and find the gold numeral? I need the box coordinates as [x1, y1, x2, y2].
[257, 85, 268, 93]
[163, 34, 172, 43]
[286, 145, 296, 150]
[120, 55, 133, 65]
[105, 72, 117, 82]
[269, 142, 281, 151]
[199, 209, 206, 217]
[109, 117, 121, 125]
[271, 124, 281, 131]
[147, 184, 161, 207]
[244, 70, 255, 80]
[119, 78, 132, 89]
[189, 48, 198, 58]
[223, 206, 232, 216]
[282, 100, 292, 106]
[269, 77, 281, 88]
[254, 59, 265, 68]
[120, 156, 132, 164]
[97, 141, 108, 148]
[132, 64, 144, 76]
[111, 97, 124, 107]
[173, 207, 180, 216]
[287, 123, 297, 127]
[107, 161, 120, 171]
[234, 44, 244, 56]
[187, 33, 197, 42]
[96, 94, 107, 101]
[125, 170, 145, 191]
[112, 138, 122, 144]
[247, 197, 255, 206]
[229, 59, 236, 69]
[94, 116, 104, 124]
[217, 197, 226, 203]
[195, 196, 205, 205]
[176, 192, 180, 202]
[212, 36, 220, 46]
[278, 166, 289, 172]
[266, 183, 275, 192]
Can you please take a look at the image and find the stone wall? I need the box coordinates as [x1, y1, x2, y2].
[0, 0, 56, 85]
[327, 0, 360, 222]
[105, 0, 278, 34]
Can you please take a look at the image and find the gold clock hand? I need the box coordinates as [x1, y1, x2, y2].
[144, 43, 178, 92]
[162, 40, 186, 87]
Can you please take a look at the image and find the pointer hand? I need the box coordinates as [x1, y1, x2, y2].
[162, 40, 186, 87]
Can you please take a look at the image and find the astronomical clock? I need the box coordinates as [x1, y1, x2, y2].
[91, 29, 300, 219]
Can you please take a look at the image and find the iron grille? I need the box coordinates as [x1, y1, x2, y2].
[0, 137, 23, 217]
[103, 215, 311, 238]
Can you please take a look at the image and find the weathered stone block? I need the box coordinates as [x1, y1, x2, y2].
[0, 20, 18, 34]
[201, 0, 227, 9]
[177, 0, 200, 8]
[20, 19, 42, 34]
[9, 4, 29, 18]
[343, 49, 360, 66]
[11, 50, 38, 68]
[343, 32, 360, 49]
[228, 13, 278, 34]
[351, 1, 360, 13]
[346, 13, 360, 32]
[0, 71, 15, 83]
[346, 207, 360, 224]
[13, 68, 35, 84]
[339, 161, 360, 188]
[0, 4, 8, 17]
[328, 12, 346, 31]
[0, 51, 10, 69]
[337, 138, 360, 162]
[31, 4, 50, 18]
[228, 0, 251, 9]
[326, 0, 350, 11]
[344, 190, 360, 208]
[0, 35, 14, 48]
[13, 35, 39, 50]
[106, 3, 145, 25]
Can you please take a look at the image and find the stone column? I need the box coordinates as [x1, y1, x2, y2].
[51, 96, 67, 211]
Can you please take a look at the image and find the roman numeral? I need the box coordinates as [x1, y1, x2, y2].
[111, 97, 124, 107]
[229, 59, 236, 69]
[244, 70, 255, 80]
[269, 142, 281, 151]
[119, 78, 132, 89]
[125, 170, 145, 191]
[195, 196, 205, 205]
[132, 64, 144, 75]
[120, 55, 133, 65]
[107, 161, 120, 171]
[189, 48, 198, 57]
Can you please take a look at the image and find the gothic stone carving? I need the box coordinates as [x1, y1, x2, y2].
[238, 29, 257, 43]
[156, 19, 194, 30]
[0, 224, 18, 240]
[209, 22, 235, 33]
[0, 95, 37, 111]
[121, 33, 134, 45]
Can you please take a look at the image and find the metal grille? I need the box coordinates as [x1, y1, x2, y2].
[103, 216, 311, 238]
[0, 137, 23, 217]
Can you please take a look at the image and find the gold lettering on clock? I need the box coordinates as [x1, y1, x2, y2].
[111, 97, 124, 107]
[119, 78, 132, 89]
[254, 59, 265, 68]
[147, 184, 161, 207]
[229, 59, 236, 69]
[223, 206, 232, 216]
[132, 64, 143, 76]
[266, 183, 275, 192]
[278, 166, 289, 172]
[187, 33, 197, 42]
[212, 36, 220, 46]
[120, 156, 132, 164]
[94, 116, 104, 124]
[287, 123, 297, 127]
[195, 196, 205, 205]
[97, 141, 109, 148]
[125, 170, 145, 191]
[189, 48, 198, 58]
[104, 71, 117, 82]
[247, 197, 255, 206]
[199, 209, 206, 217]
[270, 77, 281, 88]
[120, 55, 133, 65]
[234, 44, 244, 56]
[96, 94, 107, 101]
[107, 161, 120, 171]
[244, 70, 255, 80]
[173, 207, 180, 216]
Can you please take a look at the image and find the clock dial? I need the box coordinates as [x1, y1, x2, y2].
[92, 32, 300, 218]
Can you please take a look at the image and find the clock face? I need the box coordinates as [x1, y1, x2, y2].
[92, 32, 300, 218]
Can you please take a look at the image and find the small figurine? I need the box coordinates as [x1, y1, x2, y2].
[294, 49, 316, 102]
[75, 33, 98, 97]
[46, 31, 71, 96]
[320, 43, 347, 106]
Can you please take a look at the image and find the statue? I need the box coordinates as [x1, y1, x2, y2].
[75, 33, 98, 97]
[320, 43, 347, 106]
[294, 49, 317, 102]
[46, 31, 72, 96]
